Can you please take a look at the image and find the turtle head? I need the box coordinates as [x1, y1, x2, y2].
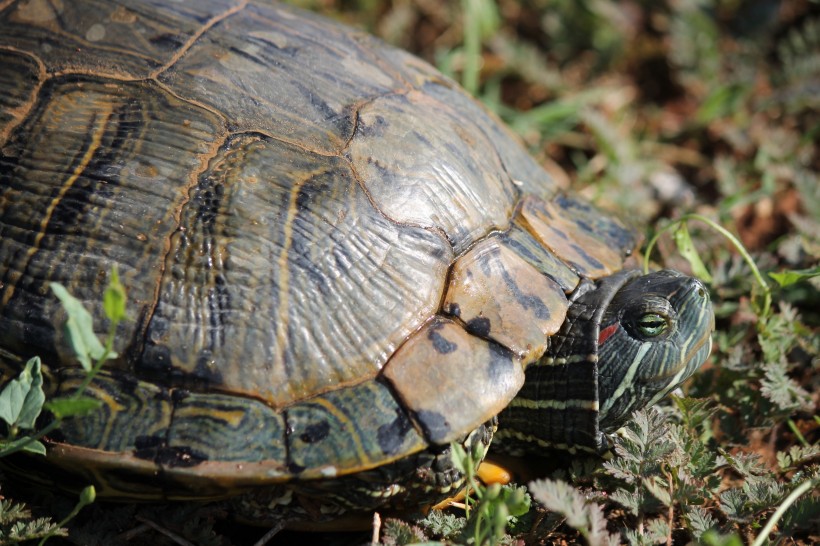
[495, 269, 713, 455]
[595, 269, 714, 432]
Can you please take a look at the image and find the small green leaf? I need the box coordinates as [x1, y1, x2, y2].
[530, 478, 617, 545]
[449, 442, 470, 475]
[0, 435, 47, 456]
[501, 485, 531, 517]
[50, 283, 109, 371]
[673, 223, 713, 283]
[0, 357, 45, 430]
[382, 517, 429, 544]
[768, 266, 820, 287]
[44, 397, 102, 420]
[419, 510, 466, 540]
[103, 267, 127, 323]
[685, 506, 719, 539]
[643, 477, 672, 506]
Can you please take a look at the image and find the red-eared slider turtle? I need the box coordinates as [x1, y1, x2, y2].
[0, 0, 714, 525]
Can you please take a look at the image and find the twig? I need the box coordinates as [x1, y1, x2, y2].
[371, 512, 382, 545]
[114, 523, 151, 542]
[134, 515, 196, 546]
[253, 521, 285, 546]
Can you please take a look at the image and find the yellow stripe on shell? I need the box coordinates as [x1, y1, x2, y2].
[294, 394, 372, 476]
[2, 100, 114, 306]
[272, 175, 308, 379]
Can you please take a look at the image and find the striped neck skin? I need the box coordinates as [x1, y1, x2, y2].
[495, 269, 714, 455]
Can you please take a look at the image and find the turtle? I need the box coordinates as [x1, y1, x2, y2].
[0, 0, 714, 526]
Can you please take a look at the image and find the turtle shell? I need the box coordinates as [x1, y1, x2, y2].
[0, 0, 636, 499]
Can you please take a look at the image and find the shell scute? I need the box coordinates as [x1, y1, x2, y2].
[0, 50, 43, 142]
[141, 132, 452, 407]
[54, 370, 172, 454]
[444, 237, 569, 363]
[499, 224, 580, 292]
[348, 90, 518, 254]
[553, 194, 638, 259]
[421, 84, 561, 200]
[0, 76, 224, 369]
[168, 391, 286, 465]
[285, 379, 427, 480]
[0, 0, 245, 77]
[159, 2, 406, 153]
[516, 194, 635, 279]
[383, 318, 524, 444]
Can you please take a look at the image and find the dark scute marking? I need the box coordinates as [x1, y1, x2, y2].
[576, 219, 593, 234]
[357, 114, 389, 138]
[155, 446, 208, 468]
[466, 316, 491, 338]
[427, 324, 457, 354]
[290, 232, 332, 294]
[227, 44, 266, 66]
[287, 461, 306, 475]
[571, 243, 605, 269]
[149, 33, 186, 50]
[487, 342, 515, 383]
[430, 244, 449, 261]
[193, 351, 224, 384]
[141, 343, 172, 371]
[445, 302, 462, 318]
[503, 236, 537, 263]
[171, 389, 190, 403]
[557, 194, 591, 212]
[476, 247, 497, 277]
[291, 79, 354, 135]
[413, 129, 433, 149]
[377, 409, 413, 456]
[133, 434, 165, 461]
[249, 31, 299, 56]
[500, 267, 551, 320]
[443, 139, 463, 158]
[416, 410, 450, 443]
[134, 435, 164, 450]
[206, 274, 229, 349]
[147, 315, 169, 341]
[299, 420, 330, 444]
[541, 203, 555, 219]
[119, 374, 140, 395]
[552, 229, 569, 241]
[295, 177, 316, 210]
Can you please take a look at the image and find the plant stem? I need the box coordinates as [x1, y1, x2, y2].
[643, 213, 772, 318]
[752, 478, 819, 546]
[0, 419, 61, 458]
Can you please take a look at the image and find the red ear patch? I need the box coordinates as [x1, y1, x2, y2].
[598, 323, 619, 346]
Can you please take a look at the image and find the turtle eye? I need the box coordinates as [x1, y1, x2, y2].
[636, 313, 668, 337]
[621, 296, 675, 340]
